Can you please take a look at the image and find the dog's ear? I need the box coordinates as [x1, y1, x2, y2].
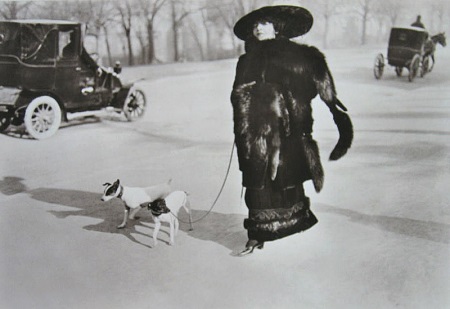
[114, 179, 120, 185]
[103, 183, 111, 187]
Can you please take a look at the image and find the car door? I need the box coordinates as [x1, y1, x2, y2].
[55, 29, 101, 112]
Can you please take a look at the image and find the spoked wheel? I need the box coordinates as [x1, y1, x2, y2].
[0, 111, 11, 132]
[395, 66, 403, 77]
[373, 53, 385, 79]
[123, 88, 146, 121]
[420, 56, 430, 77]
[408, 54, 421, 82]
[24, 96, 62, 139]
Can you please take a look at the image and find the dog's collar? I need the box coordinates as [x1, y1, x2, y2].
[117, 185, 124, 199]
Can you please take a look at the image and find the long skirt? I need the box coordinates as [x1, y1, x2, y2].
[243, 179, 318, 242]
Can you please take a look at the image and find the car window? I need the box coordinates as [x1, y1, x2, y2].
[21, 24, 57, 64]
[59, 30, 76, 59]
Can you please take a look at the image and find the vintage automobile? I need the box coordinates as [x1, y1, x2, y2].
[373, 26, 429, 82]
[0, 19, 146, 139]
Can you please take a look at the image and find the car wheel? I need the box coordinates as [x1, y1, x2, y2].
[24, 96, 62, 139]
[123, 89, 146, 121]
[0, 112, 11, 132]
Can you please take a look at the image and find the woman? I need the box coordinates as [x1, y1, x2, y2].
[231, 6, 353, 256]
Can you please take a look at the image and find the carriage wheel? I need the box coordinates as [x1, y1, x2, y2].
[408, 54, 421, 82]
[395, 67, 403, 77]
[373, 53, 384, 79]
[420, 56, 430, 77]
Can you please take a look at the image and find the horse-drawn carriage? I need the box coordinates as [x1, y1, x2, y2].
[373, 26, 446, 82]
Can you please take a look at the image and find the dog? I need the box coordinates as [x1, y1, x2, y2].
[101, 179, 172, 229]
[148, 191, 193, 246]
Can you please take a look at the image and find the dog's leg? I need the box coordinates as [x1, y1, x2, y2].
[153, 221, 161, 246]
[174, 217, 179, 236]
[185, 197, 194, 231]
[169, 218, 176, 246]
[117, 208, 129, 229]
[128, 206, 141, 220]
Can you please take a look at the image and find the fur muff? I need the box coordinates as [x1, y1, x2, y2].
[328, 105, 353, 161]
[231, 82, 290, 180]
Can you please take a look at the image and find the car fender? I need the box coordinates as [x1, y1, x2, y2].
[0, 87, 21, 109]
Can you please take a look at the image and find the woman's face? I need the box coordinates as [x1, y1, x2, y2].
[252, 21, 276, 41]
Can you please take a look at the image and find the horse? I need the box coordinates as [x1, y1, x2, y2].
[424, 32, 446, 72]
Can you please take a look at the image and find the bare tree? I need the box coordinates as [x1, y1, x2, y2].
[216, 0, 272, 56]
[33, 1, 75, 20]
[87, 0, 117, 66]
[189, 0, 225, 60]
[169, 0, 192, 62]
[429, 0, 448, 31]
[312, 0, 347, 48]
[371, 0, 404, 42]
[135, 27, 147, 64]
[186, 17, 205, 60]
[116, 0, 136, 65]
[0, 1, 32, 19]
[353, 0, 375, 45]
[136, 0, 167, 64]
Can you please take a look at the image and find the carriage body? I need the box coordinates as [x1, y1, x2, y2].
[387, 27, 428, 67]
[373, 26, 429, 82]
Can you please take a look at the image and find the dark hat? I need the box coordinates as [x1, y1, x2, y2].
[234, 5, 313, 41]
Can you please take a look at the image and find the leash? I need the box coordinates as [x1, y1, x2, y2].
[170, 142, 236, 226]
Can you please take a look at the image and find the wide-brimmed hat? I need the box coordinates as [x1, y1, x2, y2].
[233, 5, 313, 40]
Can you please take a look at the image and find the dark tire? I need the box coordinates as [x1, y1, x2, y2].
[395, 66, 403, 77]
[0, 112, 11, 132]
[24, 96, 62, 139]
[123, 89, 146, 121]
[373, 53, 384, 79]
[408, 54, 421, 82]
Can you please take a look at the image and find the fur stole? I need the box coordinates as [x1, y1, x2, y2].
[231, 81, 289, 181]
[231, 39, 353, 192]
[231, 81, 324, 192]
[243, 39, 353, 161]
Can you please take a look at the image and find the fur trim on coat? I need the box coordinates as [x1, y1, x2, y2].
[231, 38, 353, 192]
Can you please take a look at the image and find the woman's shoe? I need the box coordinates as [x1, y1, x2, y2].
[237, 240, 264, 256]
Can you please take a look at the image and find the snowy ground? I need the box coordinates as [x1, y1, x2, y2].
[1, 45, 449, 309]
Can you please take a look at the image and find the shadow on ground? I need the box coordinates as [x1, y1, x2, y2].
[1, 116, 105, 140]
[27, 187, 449, 252]
[0, 176, 28, 196]
[29, 187, 247, 251]
[316, 203, 450, 244]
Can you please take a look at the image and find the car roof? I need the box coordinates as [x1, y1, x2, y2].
[3, 19, 80, 26]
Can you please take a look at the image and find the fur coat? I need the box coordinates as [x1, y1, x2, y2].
[231, 38, 353, 192]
